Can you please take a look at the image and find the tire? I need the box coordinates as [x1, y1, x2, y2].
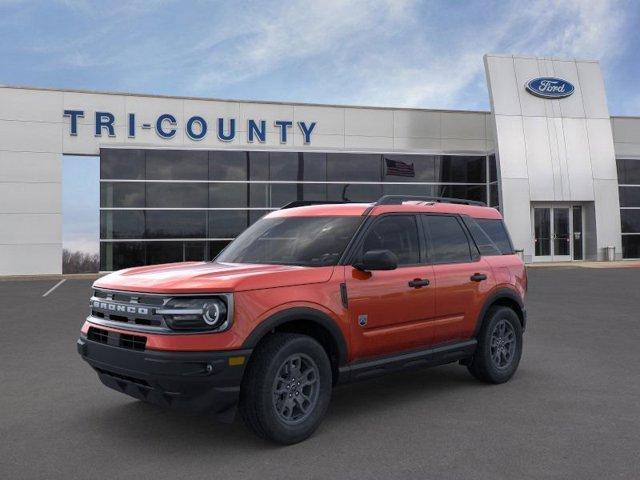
[467, 306, 523, 384]
[239, 333, 332, 444]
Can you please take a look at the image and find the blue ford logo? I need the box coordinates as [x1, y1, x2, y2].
[525, 77, 575, 99]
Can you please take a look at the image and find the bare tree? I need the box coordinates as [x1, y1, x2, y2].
[62, 249, 99, 274]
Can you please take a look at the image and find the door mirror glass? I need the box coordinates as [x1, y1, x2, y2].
[354, 249, 398, 271]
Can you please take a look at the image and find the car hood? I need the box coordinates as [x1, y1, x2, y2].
[93, 262, 335, 294]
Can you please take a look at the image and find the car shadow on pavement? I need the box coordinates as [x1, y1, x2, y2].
[81, 363, 482, 451]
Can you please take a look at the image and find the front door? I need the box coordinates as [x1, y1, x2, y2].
[533, 206, 582, 261]
[345, 214, 436, 360]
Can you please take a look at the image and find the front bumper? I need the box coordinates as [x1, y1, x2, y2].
[77, 335, 251, 420]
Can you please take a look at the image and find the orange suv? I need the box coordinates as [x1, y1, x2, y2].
[78, 195, 527, 444]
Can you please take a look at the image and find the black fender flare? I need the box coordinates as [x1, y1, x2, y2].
[473, 287, 525, 337]
[242, 307, 348, 366]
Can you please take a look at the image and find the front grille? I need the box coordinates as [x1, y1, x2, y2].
[86, 326, 147, 351]
[119, 333, 147, 351]
[87, 327, 109, 344]
[89, 288, 169, 331]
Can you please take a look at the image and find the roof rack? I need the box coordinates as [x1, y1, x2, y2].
[374, 195, 486, 207]
[280, 200, 350, 210]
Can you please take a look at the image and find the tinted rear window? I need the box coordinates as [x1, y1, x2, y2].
[422, 215, 472, 264]
[475, 218, 514, 254]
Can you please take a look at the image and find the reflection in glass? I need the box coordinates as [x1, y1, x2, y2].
[100, 183, 145, 208]
[100, 149, 145, 179]
[147, 183, 208, 208]
[146, 150, 207, 180]
[146, 210, 206, 239]
[100, 211, 145, 239]
[327, 154, 381, 182]
[553, 208, 570, 256]
[210, 151, 247, 180]
[209, 210, 248, 238]
[534, 208, 551, 256]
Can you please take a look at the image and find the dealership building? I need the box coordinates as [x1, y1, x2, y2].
[1, 53, 640, 275]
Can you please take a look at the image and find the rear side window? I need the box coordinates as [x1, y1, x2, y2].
[476, 218, 514, 254]
[422, 215, 472, 264]
[463, 216, 502, 256]
[361, 215, 420, 265]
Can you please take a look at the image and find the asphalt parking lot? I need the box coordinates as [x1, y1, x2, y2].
[1, 267, 639, 480]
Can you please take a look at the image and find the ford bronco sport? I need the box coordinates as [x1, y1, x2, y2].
[78, 195, 526, 444]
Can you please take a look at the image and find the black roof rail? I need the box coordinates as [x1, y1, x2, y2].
[374, 195, 486, 207]
[280, 200, 350, 210]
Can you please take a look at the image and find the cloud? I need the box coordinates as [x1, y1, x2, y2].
[3, 0, 633, 111]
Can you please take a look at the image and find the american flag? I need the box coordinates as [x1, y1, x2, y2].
[385, 157, 415, 177]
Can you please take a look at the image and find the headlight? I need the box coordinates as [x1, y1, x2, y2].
[157, 296, 230, 332]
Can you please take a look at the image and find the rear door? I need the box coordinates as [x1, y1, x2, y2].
[421, 214, 494, 344]
[345, 214, 436, 360]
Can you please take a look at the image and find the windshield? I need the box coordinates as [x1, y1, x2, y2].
[216, 216, 363, 266]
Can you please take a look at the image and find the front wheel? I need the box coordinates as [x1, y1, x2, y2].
[239, 333, 332, 444]
[467, 306, 523, 384]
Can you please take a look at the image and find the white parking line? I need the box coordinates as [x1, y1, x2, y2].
[42, 279, 66, 297]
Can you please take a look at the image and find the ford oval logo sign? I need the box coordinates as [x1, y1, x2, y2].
[526, 77, 575, 99]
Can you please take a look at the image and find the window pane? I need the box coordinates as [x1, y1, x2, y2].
[100, 149, 145, 180]
[184, 242, 207, 261]
[210, 151, 247, 180]
[210, 183, 247, 208]
[145, 211, 206, 238]
[437, 184, 487, 203]
[100, 211, 145, 239]
[217, 216, 363, 266]
[361, 215, 420, 265]
[382, 184, 434, 197]
[146, 183, 208, 208]
[476, 218, 514, 254]
[249, 151, 269, 180]
[436, 155, 486, 183]
[327, 183, 382, 202]
[100, 182, 145, 208]
[619, 186, 640, 207]
[489, 154, 497, 182]
[146, 150, 207, 180]
[489, 183, 499, 207]
[270, 183, 298, 207]
[146, 241, 183, 265]
[621, 210, 640, 233]
[383, 155, 436, 182]
[209, 240, 231, 260]
[100, 242, 145, 271]
[302, 153, 326, 181]
[464, 217, 501, 256]
[209, 210, 248, 238]
[327, 154, 381, 182]
[617, 159, 640, 185]
[622, 235, 640, 259]
[270, 152, 299, 181]
[423, 215, 472, 263]
[302, 183, 326, 202]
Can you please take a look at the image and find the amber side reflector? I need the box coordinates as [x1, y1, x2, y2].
[228, 356, 245, 366]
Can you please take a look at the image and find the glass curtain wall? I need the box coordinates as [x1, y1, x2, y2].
[617, 158, 640, 258]
[100, 149, 499, 270]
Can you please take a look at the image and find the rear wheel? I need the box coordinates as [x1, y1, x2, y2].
[239, 333, 332, 444]
[467, 306, 523, 384]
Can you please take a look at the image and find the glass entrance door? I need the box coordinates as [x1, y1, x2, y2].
[533, 206, 582, 262]
[552, 208, 571, 261]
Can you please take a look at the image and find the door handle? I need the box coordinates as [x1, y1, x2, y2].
[408, 278, 430, 288]
[470, 273, 487, 282]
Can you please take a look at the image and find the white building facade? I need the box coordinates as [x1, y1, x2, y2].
[1, 53, 639, 275]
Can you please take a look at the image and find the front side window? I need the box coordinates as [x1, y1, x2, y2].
[423, 215, 472, 264]
[216, 216, 363, 266]
[360, 215, 420, 265]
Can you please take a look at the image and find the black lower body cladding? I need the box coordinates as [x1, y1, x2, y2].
[77, 335, 251, 420]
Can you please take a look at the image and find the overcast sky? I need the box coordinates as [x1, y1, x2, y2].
[2, 0, 639, 254]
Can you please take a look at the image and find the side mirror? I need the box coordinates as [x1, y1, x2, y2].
[353, 249, 398, 271]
